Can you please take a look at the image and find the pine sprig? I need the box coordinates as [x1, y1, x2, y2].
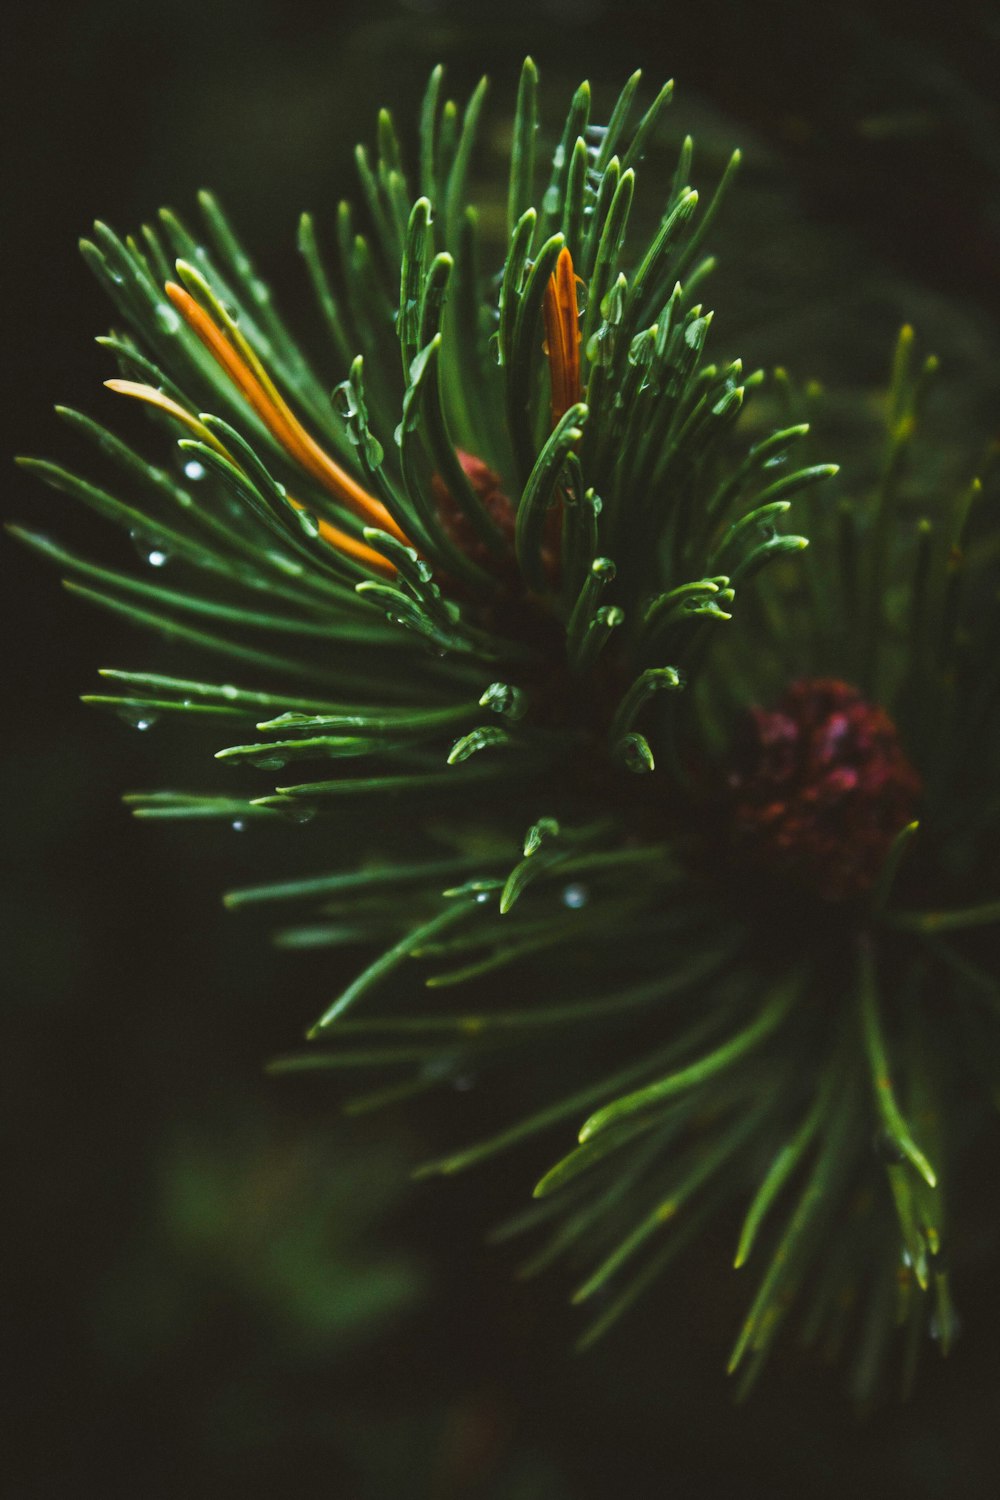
[15, 58, 1000, 1399]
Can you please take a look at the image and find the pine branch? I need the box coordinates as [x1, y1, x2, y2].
[16, 56, 1000, 1399]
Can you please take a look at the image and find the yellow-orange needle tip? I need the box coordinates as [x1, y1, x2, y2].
[103, 379, 231, 456]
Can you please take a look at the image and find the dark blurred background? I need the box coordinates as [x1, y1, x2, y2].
[4, 2, 1000, 1495]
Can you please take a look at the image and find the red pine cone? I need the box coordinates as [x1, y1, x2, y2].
[727, 678, 922, 902]
[432, 450, 516, 569]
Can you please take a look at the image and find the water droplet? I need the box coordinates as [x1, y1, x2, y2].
[130, 530, 171, 568]
[154, 302, 182, 335]
[231, 819, 246, 832]
[332, 382, 357, 420]
[249, 755, 287, 772]
[288, 803, 317, 825]
[183, 459, 206, 482]
[478, 681, 528, 719]
[562, 882, 589, 909]
[474, 891, 491, 905]
[117, 707, 159, 732]
[542, 185, 561, 215]
[221, 684, 239, 701]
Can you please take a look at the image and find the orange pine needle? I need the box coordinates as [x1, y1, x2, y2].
[164, 281, 409, 544]
[106, 374, 395, 577]
[542, 246, 582, 426]
[290, 502, 395, 575]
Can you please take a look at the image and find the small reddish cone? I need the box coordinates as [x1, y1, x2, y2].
[432, 450, 517, 569]
[727, 678, 922, 902]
